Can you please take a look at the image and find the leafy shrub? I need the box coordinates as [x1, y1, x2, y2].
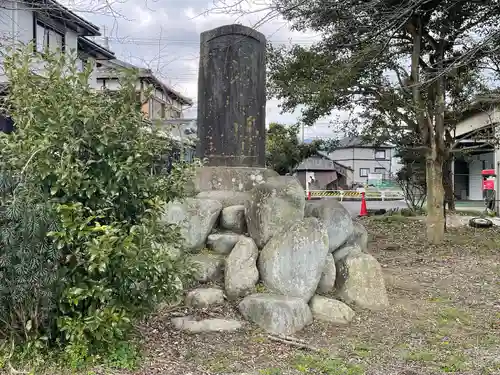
[0, 173, 60, 342]
[51, 203, 192, 367]
[0, 45, 197, 368]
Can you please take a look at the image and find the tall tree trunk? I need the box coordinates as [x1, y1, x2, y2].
[443, 155, 455, 211]
[426, 154, 445, 243]
[427, 39, 447, 244]
[408, 15, 446, 243]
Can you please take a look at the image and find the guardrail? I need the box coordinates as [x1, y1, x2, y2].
[307, 190, 404, 201]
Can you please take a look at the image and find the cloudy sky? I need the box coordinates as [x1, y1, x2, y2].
[64, 0, 346, 140]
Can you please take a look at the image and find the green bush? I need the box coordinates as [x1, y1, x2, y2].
[0, 45, 196, 368]
[50, 202, 192, 367]
[0, 174, 60, 342]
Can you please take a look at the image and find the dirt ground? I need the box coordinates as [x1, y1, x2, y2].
[110, 216, 500, 375]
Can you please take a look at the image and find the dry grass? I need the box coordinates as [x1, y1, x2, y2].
[105, 217, 500, 375]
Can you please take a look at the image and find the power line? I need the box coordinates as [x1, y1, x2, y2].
[105, 36, 320, 45]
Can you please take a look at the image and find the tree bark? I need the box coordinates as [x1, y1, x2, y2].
[426, 155, 445, 243]
[443, 155, 455, 211]
[425, 36, 447, 244]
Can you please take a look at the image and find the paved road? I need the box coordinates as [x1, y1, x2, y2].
[339, 200, 408, 217]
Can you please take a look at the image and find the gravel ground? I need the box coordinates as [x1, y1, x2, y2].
[72, 217, 500, 375]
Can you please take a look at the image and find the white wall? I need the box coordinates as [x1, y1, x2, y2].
[455, 106, 500, 138]
[0, 0, 81, 82]
[468, 152, 494, 200]
[327, 147, 394, 185]
[78, 53, 98, 88]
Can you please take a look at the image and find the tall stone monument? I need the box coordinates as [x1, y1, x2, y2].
[197, 24, 266, 167]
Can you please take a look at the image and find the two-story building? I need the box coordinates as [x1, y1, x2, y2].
[95, 58, 196, 159]
[0, 0, 114, 80]
[0, 0, 194, 125]
[0, 0, 115, 132]
[95, 58, 193, 120]
[326, 136, 397, 186]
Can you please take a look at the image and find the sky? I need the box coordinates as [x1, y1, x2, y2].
[64, 0, 348, 140]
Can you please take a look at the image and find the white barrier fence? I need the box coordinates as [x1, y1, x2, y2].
[307, 190, 405, 201]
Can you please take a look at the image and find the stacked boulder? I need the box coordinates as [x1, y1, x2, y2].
[162, 175, 389, 335]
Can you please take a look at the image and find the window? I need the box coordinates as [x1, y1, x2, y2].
[36, 23, 48, 53]
[374, 167, 385, 174]
[360, 168, 370, 177]
[34, 19, 65, 54]
[49, 29, 63, 52]
[375, 149, 386, 160]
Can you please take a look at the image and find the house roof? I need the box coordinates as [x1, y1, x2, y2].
[296, 151, 353, 174]
[30, 0, 101, 36]
[335, 136, 393, 149]
[78, 37, 115, 60]
[96, 59, 193, 106]
[448, 93, 500, 124]
[316, 151, 353, 170]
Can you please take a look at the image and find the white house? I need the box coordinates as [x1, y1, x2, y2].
[95, 58, 193, 120]
[326, 136, 398, 186]
[0, 0, 114, 81]
[77, 36, 115, 87]
[452, 100, 500, 201]
[0, 0, 116, 132]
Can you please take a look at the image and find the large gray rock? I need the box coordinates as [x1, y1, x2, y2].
[317, 254, 336, 295]
[332, 221, 367, 262]
[191, 253, 225, 282]
[343, 221, 368, 250]
[171, 316, 242, 333]
[245, 176, 305, 248]
[332, 243, 363, 263]
[305, 199, 354, 252]
[239, 294, 312, 335]
[225, 236, 259, 300]
[309, 295, 355, 324]
[258, 217, 329, 301]
[335, 253, 389, 310]
[206, 233, 241, 255]
[196, 190, 251, 208]
[185, 288, 224, 308]
[161, 198, 222, 251]
[221, 205, 247, 234]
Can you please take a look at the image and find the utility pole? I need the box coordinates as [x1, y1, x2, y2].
[102, 25, 110, 49]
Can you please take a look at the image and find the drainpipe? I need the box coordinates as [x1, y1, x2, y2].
[102, 25, 110, 49]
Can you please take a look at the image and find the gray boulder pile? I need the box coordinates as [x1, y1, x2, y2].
[162, 174, 389, 335]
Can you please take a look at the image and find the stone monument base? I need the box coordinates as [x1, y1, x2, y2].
[193, 166, 279, 193]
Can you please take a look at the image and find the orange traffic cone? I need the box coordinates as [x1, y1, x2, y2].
[359, 192, 368, 217]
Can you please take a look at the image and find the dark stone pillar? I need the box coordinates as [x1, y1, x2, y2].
[197, 24, 266, 167]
